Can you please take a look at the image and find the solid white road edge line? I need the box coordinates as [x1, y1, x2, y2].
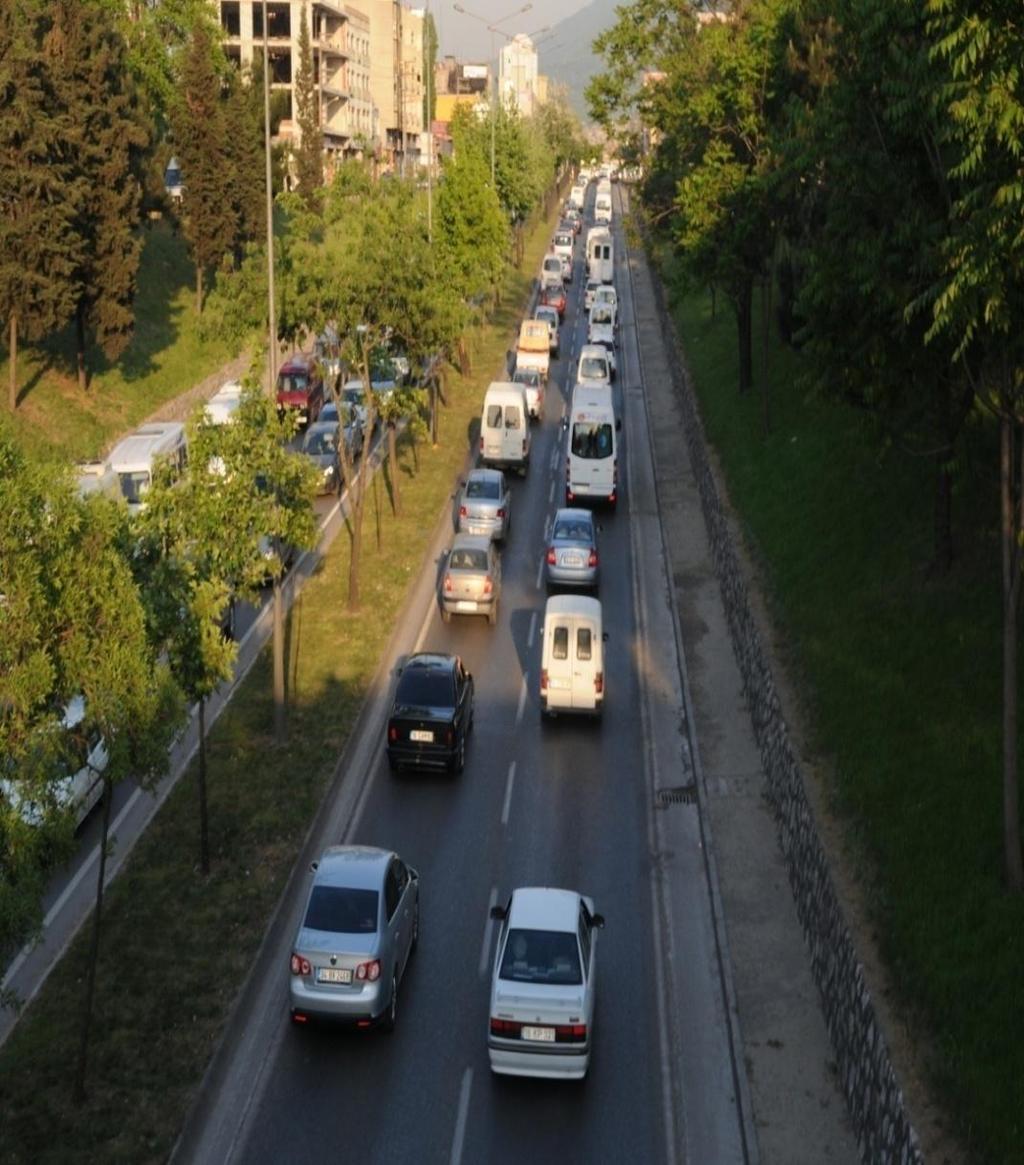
[478, 887, 499, 979]
[501, 761, 517, 827]
[449, 1067, 474, 1165]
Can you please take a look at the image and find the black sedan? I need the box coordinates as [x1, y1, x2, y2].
[386, 653, 474, 774]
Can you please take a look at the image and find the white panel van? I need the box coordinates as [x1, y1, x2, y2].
[566, 385, 620, 508]
[586, 228, 614, 283]
[107, 421, 187, 512]
[540, 594, 605, 717]
[480, 382, 531, 476]
[594, 185, 612, 225]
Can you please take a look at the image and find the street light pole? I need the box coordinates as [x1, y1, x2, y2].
[262, 0, 276, 393]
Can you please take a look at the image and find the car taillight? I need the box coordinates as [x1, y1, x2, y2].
[459, 505, 468, 517]
[588, 550, 598, 568]
[555, 1023, 588, 1043]
[490, 1017, 523, 1037]
[479, 436, 484, 452]
[290, 953, 311, 976]
[546, 547, 556, 565]
[540, 668, 548, 692]
[595, 672, 604, 694]
[496, 508, 505, 519]
[444, 574, 453, 592]
[355, 959, 381, 982]
[522, 439, 527, 455]
[388, 726, 398, 741]
[483, 577, 493, 595]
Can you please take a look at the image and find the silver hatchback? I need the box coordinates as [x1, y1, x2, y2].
[289, 846, 419, 1031]
[441, 533, 502, 625]
[457, 469, 511, 542]
[546, 507, 599, 589]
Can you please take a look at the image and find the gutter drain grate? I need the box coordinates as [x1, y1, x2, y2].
[657, 784, 697, 806]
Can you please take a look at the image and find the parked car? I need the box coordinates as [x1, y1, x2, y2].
[441, 533, 501, 625]
[276, 354, 325, 428]
[457, 468, 511, 541]
[546, 507, 600, 589]
[540, 283, 567, 320]
[534, 305, 560, 357]
[289, 846, 419, 1030]
[387, 653, 475, 774]
[300, 421, 343, 495]
[487, 887, 605, 1079]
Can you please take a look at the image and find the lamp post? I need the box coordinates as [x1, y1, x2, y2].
[261, 0, 276, 392]
[452, 2, 531, 185]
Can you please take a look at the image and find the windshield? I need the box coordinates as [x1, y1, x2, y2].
[580, 356, 609, 380]
[499, 928, 582, 985]
[304, 886, 378, 934]
[466, 478, 500, 500]
[553, 518, 592, 542]
[343, 387, 364, 407]
[450, 546, 489, 571]
[118, 471, 150, 505]
[304, 430, 337, 455]
[278, 374, 309, 394]
[396, 667, 455, 707]
[571, 423, 613, 460]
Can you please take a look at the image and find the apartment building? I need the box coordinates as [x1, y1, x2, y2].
[214, 1, 423, 166]
[498, 33, 538, 117]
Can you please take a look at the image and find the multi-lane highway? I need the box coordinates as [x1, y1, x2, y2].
[176, 183, 754, 1165]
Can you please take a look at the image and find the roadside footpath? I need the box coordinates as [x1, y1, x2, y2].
[622, 210, 861, 1161]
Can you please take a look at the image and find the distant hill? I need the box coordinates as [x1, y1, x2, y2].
[540, 0, 621, 122]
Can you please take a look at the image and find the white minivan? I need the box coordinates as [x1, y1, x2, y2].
[107, 421, 187, 512]
[566, 384, 620, 508]
[594, 187, 612, 225]
[480, 381, 531, 476]
[540, 594, 605, 718]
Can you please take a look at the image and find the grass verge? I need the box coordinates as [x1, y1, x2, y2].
[0, 219, 233, 463]
[0, 203, 559, 1165]
[653, 244, 1023, 1163]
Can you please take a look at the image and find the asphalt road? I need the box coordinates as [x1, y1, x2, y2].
[176, 187, 752, 1165]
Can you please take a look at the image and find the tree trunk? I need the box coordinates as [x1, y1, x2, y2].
[387, 423, 401, 515]
[8, 316, 17, 411]
[933, 449, 954, 574]
[198, 696, 210, 874]
[736, 279, 753, 394]
[76, 304, 88, 392]
[348, 474, 364, 610]
[74, 775, 113, 1103]
[273, 575, 286, 745]
[760, 275, 772, 436]
[1001, 411, 1024, 891]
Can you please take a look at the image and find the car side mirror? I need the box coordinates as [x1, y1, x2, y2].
[310, 860, 319, 872]
[615, 418, 622, 431]
[602, 632, 609, 642]
[592, 913, 606, 929]
[490, 904, 507, 922]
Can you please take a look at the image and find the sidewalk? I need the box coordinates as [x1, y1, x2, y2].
[624, 218, 861, 1161]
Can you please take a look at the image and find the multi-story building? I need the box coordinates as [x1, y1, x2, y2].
[498, 33, 538, 117]
[214, 1, 425, 167]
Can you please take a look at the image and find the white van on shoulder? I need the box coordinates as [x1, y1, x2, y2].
[480, 382, 531, 476]
[566, 384, 620, 508]
[107, 421, 187, 512]
[204, 380, 244, 425]
[540, 594, 606, 718]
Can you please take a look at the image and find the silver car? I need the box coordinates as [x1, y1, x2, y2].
[441, 533, 501, 625]
[457, 469, 511, 542]
[289, 846, 419, 1031]
[488, 887, 605, 1079]
[546, 508, 599, 589]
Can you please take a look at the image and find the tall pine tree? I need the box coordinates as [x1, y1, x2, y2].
[223, 62, 266, 258]
[171, 24, 235, 313]
[44, 0, 148, 390]
[0, 0, 78, 410]
[293, 3, 322, 209]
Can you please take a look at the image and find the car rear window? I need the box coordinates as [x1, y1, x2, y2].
[571, 423, 613, 459]
[278, 374, 309, 393]
[580, 356, 609, 380]
[554, 519, 591, 542]
[499, 928, 582, 985]
[304, 886, 378, 934]
[466, 478, 500, 499]
[450, 547, 489, 571]
[396, 667, 455, 706]
[552, 625, 569, 660]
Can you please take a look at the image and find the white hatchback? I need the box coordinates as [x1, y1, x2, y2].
[487, 886, 605, 1079]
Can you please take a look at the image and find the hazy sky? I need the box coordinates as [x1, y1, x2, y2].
[433, 0, 594, 63]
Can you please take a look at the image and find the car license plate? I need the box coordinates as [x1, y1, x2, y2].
[410, 729, 434, 743]
[316, 967, 352, 984]
[522, 1026, 555, 1043]
[456, 601, 476, 612]
[564, 554, 583, 567]
[469, 525, 488, 536]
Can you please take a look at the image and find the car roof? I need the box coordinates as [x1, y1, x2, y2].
[579, 344, 610, 359]
[314, 845, 392, 889]
[305, 420, 337, 436]
[545, 593, 602, 621]
[404, 652, 456, 672]
[507, 887, 582, 932]
[280, 354, 316, 373]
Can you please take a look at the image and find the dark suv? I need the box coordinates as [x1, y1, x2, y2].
[387, 653, 474, 774]
[276, 354, 325, 427]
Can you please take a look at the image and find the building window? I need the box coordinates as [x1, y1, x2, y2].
[220, 1, 240, 37]
[253, 2, 291, 39]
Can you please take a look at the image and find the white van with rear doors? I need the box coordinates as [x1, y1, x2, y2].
[540, 594, 606, 718]
[480, 381, 531, 476]
[586, 229, 614, 284]
[594, 186, 612, 225]
[566, 384, 620, 509]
